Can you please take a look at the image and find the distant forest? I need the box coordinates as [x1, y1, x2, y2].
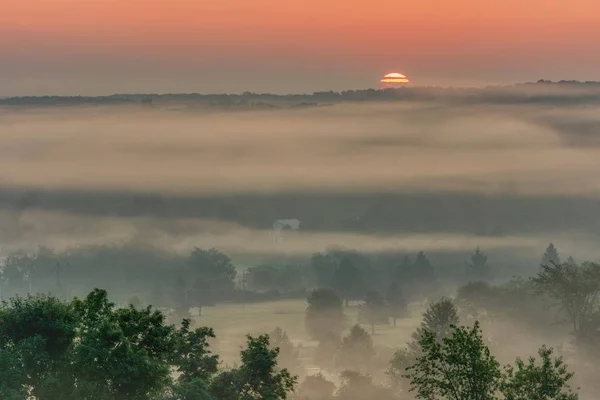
[3, 80, 600, 108]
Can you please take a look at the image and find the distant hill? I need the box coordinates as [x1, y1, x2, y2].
[2, 81, 600, 108]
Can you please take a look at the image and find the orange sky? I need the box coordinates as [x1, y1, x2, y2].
[2, 0, 599, 95]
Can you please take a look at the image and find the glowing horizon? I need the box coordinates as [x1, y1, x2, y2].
[1, 0, 599, 95]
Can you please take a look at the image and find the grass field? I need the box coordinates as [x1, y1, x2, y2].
[194, 299, 425, 367]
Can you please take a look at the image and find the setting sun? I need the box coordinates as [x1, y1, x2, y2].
[380, 72, 410, 88]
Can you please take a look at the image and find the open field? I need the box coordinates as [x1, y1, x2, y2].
[194, 298, 424, 366]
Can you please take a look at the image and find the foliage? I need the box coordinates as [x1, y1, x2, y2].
[0, 345, 28, 400]
[532, 261, 600, 348]
[500, 346, 578, 400]
[0, 289, 300, 400]
[388, 298, 460, 392]
[70, 289, 176, 400]
[404, 321, 579, 400]
[0, 292, 78, 399]
[171, 320, 219, 383]
[305, 288, 346, 342]
[234, 334, 297, 400]
[404, 322, 501, 400]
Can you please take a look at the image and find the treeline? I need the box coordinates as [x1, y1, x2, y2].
[0, 242, 568, 317]
[0, 242, 500, 311]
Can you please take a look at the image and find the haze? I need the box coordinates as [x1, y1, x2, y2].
[2, 1, 600, 398]
[2, 0, 600, 94]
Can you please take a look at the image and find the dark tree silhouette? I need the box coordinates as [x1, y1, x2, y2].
[188, 247, 236, 303]
[310, 252, 338, 288]
[466, 247, 491, 281]
[332, 258, 365, 306]
[269, 327, 302, 378]
[361, 290, 388, 334]
[339, 325, 375, 372]
[542, 243, 561, 267]
[386, 282, 407, 326]
[305, 288, 346, 342]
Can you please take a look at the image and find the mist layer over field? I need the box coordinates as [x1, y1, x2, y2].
[2, 90, 600, 265]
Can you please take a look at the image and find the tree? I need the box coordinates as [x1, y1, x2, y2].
[405, 322, 501, 400]
[466, 248, 491, 281]
[360, 290, 388, 334]
[404, 321, 579, 400]
[313, 333, 340, 372]
[171, 320, 219, 383]
[456, 281, 497, 319]
[70, 289, 177, 400]
[213, 334, 297, 400]
[297, 374, 335, 400]
[388, 298, 460, 393]
[310, 253, 338, 288]
[269, 327, 302, 378]
[336, 370, 395, 400]
[332, 258, 365, 306]
[500, 346, 578, 400]
[532, 261, 600, 350]
[386, 282, 407, 326]
[409, 297, 459, 353]
[338, 325, 375, 372]
[0, 292, 78, 399]
[305, 288, 346, 342]
[0, 344, 28, 400]
[542, 243, 561, 267]
[173, 275, 192, 320]
[188, 247, 236, 304]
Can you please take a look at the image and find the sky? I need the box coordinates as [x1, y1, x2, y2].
[2, 0, 600, 95]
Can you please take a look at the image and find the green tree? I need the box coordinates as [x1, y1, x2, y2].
[305, 288, 346, 342]
[500, 346, 578, 400]
[0, 345, 28, 400]
[466, 248, 491, 281]
[386, 282, 407, 326]
[405, 322, 501, 400]
[211, 335, 297, 400]
[0, 293, 78, 399]
[171, 320, 219, 383]
[388, 298, 460, 392]
[71, 289, 176, 400]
